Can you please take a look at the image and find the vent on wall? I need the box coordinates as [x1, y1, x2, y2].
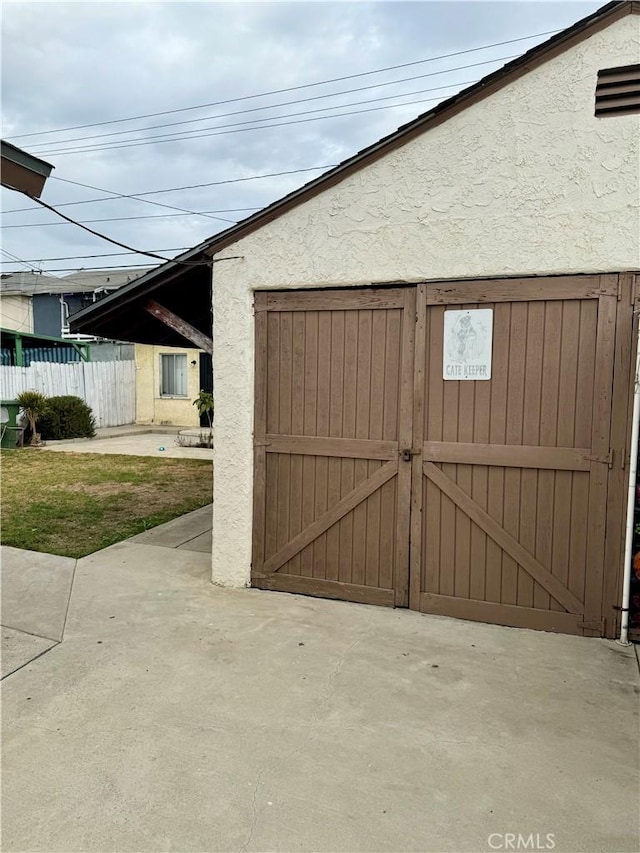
[595, 64, 640, 116]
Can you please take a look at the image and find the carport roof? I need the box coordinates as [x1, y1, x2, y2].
[70, 0, 638, 345]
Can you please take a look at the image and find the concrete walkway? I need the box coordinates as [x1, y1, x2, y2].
[0, 506, 212, 678]
[1, 515, 639, 852]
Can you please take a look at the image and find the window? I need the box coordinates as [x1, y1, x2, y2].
[595, 64, 640, 117]
[160, 353, 187, 397]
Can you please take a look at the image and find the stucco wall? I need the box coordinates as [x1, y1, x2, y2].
[0, 295, 33, 334]
[135, 344, 201, 427]
[210, 16, 640, 587]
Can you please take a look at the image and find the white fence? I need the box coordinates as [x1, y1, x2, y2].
[0, 360, 136, 428]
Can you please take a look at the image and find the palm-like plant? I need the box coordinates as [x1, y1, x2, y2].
[193, 390, 214, 442]
[16, 390, 48, 446]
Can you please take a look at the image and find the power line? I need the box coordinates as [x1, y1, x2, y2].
[1, 248, 193, 262]
[0, 248, 41, 274]
[2, 166, 337, 215]
[7, 29, 559, 141]
[1, 263, 163, 274]
[42, 82, 512, 159]
[2, 208, 259, 229]
[22, 68, 487, 152]
[7, 190, 213, 267]
[3, 185, 241, 223]
[38, 70, 493, 157]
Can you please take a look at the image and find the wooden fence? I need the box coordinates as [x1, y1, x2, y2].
[0, 360, 136, 428]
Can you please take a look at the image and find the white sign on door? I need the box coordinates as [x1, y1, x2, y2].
[443, 308, 493, 380]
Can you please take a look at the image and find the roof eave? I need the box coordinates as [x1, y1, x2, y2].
[69, 245, 211, 332]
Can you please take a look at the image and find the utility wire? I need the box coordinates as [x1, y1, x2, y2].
[23, 69, 485, 151]
[7, 190, 213, 267]
[1, 263, 167, 274]
[2, 209, 260, 229]
[37, 55, 517, 158]
[43, 82, 510, 158]
[7, 29, 559, 141]
[2, 166, 337, 215]
[38, 71, 491, 156]
[0, 248, 41, 273]
[2, 185, 241, 222]
[2, 248, 193, 262]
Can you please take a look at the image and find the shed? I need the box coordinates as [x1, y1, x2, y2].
[71, 1, 640, 637]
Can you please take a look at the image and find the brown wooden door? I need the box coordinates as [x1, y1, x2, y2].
[252, 288, 415, 606]
[409, 276, 618, 635]
[253, 275, 626, 636]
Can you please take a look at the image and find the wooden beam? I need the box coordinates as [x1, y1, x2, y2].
[144, 299, 213, 353]
[422, 441, 593, 471]
[263, 435, 398, 460]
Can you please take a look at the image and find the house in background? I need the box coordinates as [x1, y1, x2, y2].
[0, 269, 207, 427]
[0, 268, 143, 348]
[134, 344, 208, 428]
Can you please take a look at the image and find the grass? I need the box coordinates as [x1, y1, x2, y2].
[0, 449, 213, 558]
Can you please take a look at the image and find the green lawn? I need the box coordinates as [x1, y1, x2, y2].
[0, 450, 213, 558]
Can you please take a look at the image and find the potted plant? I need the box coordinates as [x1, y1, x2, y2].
[16, 390, 48, 447]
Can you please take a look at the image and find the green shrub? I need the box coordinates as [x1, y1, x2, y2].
[39, 396, 96, 441]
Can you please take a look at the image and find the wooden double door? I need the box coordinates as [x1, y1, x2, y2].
[252, 275, 633, 637]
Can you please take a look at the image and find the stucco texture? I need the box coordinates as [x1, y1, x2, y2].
[135, 344, 202, 427]
[0, 295, 33, 334]
[211, 16, 640, 587]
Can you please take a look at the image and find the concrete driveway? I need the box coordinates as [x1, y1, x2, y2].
[1, 519, 639, 853]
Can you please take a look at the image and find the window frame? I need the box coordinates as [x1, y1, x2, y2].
[159, 352, 188, 398]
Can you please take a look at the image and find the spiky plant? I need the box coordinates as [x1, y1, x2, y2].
[16, 390, 48, 446]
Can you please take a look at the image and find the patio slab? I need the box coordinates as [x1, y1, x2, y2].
[40, 432, 212, 459]
[1, 536, 638, 853]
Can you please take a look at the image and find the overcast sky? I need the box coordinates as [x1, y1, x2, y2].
[1, 0, 602, 278]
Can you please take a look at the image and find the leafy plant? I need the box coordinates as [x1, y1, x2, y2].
[193, 390, 214, 437]
[16, 390, 48, 446]
[38, 395, 96, 441]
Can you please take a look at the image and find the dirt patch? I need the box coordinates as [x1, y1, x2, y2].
[58, 483, 146, 496]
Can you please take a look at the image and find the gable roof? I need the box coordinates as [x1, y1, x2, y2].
[70, 0, 638, 343]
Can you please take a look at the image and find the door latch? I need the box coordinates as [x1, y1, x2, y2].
[400, 448, 419, 462]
